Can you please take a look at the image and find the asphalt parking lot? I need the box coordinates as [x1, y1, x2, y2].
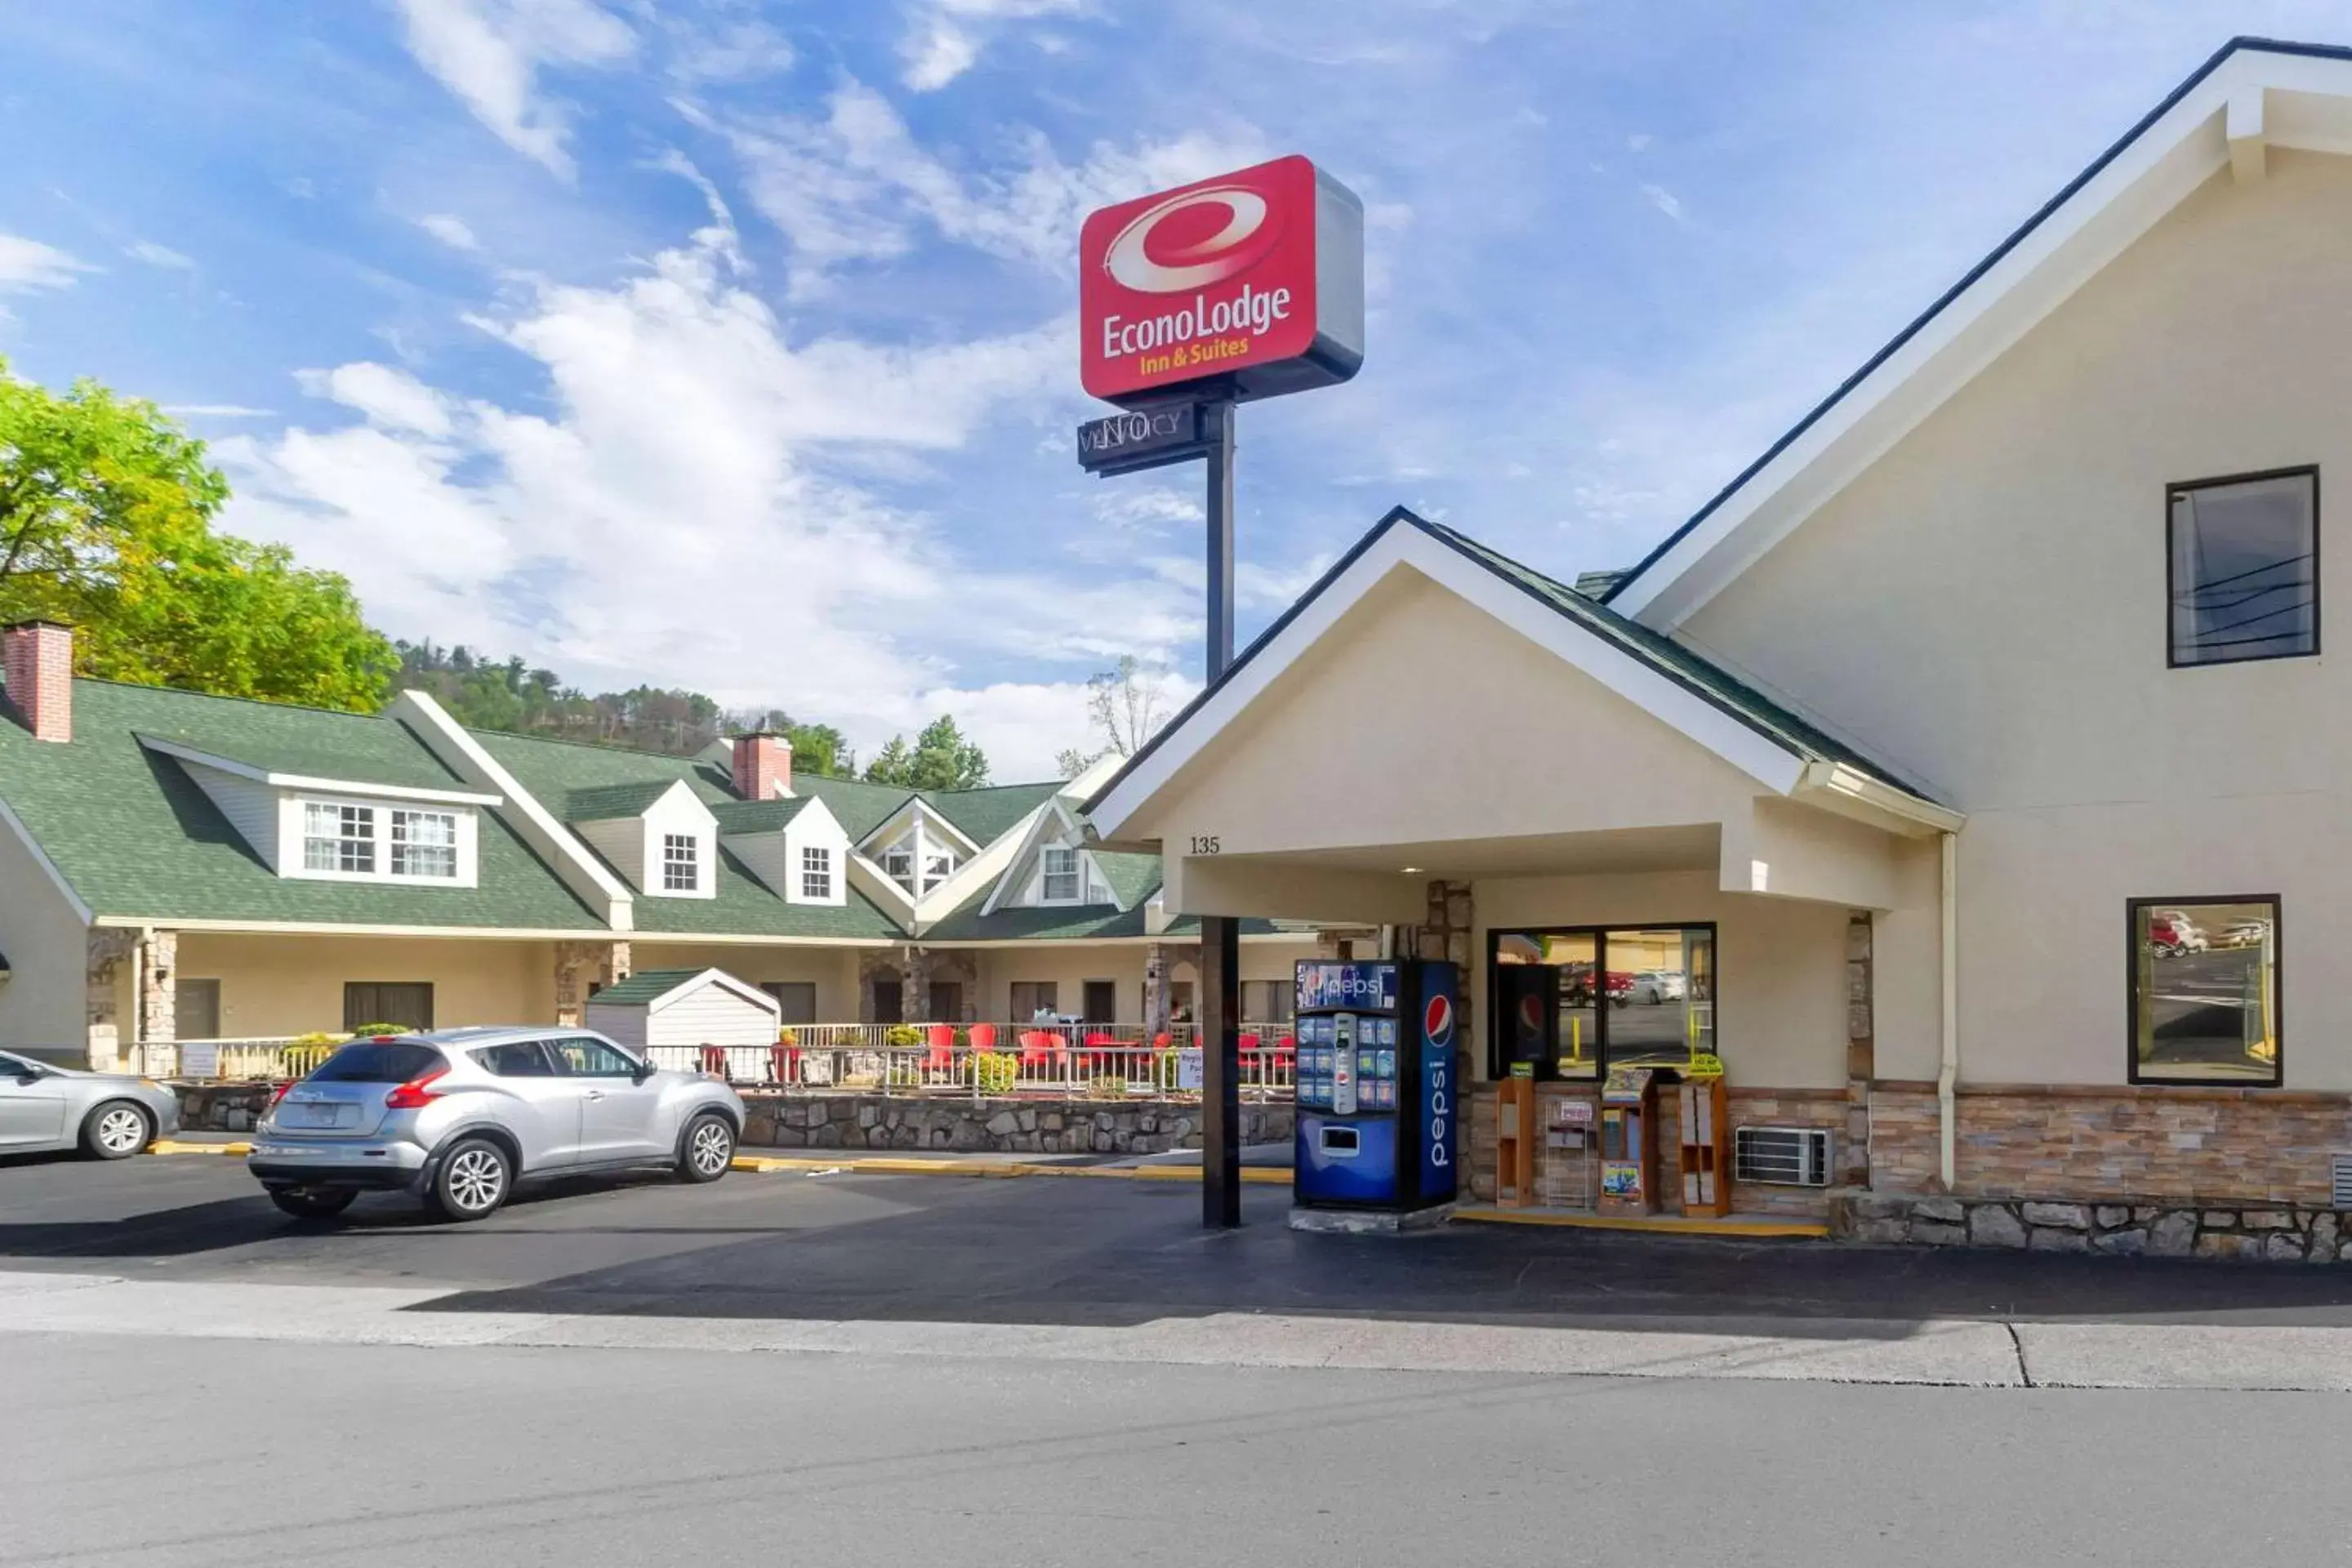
[11, 1147, 2352, 1330]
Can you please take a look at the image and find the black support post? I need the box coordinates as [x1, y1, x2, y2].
[1200, 394, 1242, 1229]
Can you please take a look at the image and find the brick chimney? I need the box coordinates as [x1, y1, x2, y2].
[2, 621, 73, 743]
[731, 731, 791, 800]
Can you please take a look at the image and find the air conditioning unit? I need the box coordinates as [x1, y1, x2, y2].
[1735, 1125, 1832, 1187]
[2332, 1153, 2352, 1210]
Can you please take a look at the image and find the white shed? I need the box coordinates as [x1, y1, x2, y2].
[584, 967, 781, 1052]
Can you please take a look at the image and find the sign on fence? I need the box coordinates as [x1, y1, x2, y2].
[1176, 1048, 1204, 1092]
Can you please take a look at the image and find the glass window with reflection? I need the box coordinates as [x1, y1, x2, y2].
[2130, 898, 2280, 1085]
[1490, 924, 1714, 1080]
[2170, 470, 2317, 666]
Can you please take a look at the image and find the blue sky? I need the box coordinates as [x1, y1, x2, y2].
[4, 1, 2349, 777]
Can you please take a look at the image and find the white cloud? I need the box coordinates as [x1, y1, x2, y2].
[224, 218, 1195, 782]
[723, 78, 1263, 291]
[1627, 131, 1654, 151]
[898, 0, 1088, 92]
[663, 16, 795, 84]
[162, 404, 278, 419]
[125, 240, 195, 270]
[0, 233, 94, 293]
[416, 212, 480, 251]
[1640, 183, 1685, 222]
[391, 0, 636, 179]
[296, 361, 457, 438]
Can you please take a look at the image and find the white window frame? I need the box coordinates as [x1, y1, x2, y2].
[662, 832, 700, 893]
[390, 808, 460, 880]
[1040, 844, 1082, 904]
[305, 800, 375, 875]
[802, 844, 833, 900]
[289, 795, 477, 885]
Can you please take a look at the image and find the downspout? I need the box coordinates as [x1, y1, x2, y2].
[1936, 831, 1958, 1191]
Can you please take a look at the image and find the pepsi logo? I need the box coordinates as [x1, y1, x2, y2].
[1102, 185, 1283, 294]
[1424, 993, 1455, 1049]
[1517, 995, 1542, 1036]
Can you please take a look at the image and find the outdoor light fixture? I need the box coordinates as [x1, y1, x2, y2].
[1401, 866, 1423, 874]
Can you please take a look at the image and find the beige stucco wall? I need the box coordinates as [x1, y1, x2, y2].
[1475, 871, 1851, 1090]
[1147, 570, 1771, 872]
[0, 823, 87, 1051]
[629, 942, 862, 1020]
[172, 933, 559, 1038]
[1678, 148, 2352, 1088]
[966, 937, 1316, 1024]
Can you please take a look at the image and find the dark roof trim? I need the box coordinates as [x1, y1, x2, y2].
[1605, 35, 2352, 606]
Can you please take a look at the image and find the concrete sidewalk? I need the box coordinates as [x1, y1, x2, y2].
[7, 1267, 2352, 1391]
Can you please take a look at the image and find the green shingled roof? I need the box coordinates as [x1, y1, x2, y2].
[134, 727, 474, 792]
[789, 773, 916, 842]
[0, 682, 602, 929]
[0, 679, 1185, 945]
[564, 781, 681, 822]
[582, 967, 733, 1007]
[474, 728, 901, 941]
[709, 797, 809, 835]
[926, 782, 1059, 844]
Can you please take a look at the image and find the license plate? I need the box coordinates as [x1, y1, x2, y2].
[285, 1103, 354, 1129]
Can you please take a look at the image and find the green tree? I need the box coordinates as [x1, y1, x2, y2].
[864, 715, 989, 790]
[0, 360, 393, 710]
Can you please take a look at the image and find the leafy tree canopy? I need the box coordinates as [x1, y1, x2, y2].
[864, 715, 989, 791]
[0, 359, 393, 710]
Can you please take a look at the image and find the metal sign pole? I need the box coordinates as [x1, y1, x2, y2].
[1200, 394, 1242, 1229]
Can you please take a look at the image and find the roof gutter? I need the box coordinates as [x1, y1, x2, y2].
[1793, 760, 1966, 838]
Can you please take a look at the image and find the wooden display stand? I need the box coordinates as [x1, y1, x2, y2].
[1494, 1067, 1537, 1206]
[1597, 1067, 1659, 1217]
[1675, 1070, 1731, 1218]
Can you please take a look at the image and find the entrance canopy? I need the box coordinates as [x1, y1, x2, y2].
[1086, 510, 1961, 924]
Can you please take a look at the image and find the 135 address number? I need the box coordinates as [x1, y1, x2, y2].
[1188, 835, 1222, 856]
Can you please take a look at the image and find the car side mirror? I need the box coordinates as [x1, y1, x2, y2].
[632, 1062, 655, 1084]
[12, 1065, 46, 1083]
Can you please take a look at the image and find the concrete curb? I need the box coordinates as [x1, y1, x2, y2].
[149, 1139, 252, 1156]
[729, 1153, 1290, 1184]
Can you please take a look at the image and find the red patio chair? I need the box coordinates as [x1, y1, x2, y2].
[699, 1045, 728, 1080]
[1083, 1031, 1117, 1077]
[768, 1043, 799, 1086]
[1018, 1029, 1055, 1071]
[969, 1022, 997, 1052]
[925, 1024, 956, 1075]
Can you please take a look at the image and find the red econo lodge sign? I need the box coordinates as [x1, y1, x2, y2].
[1079, 154, 1365, 408]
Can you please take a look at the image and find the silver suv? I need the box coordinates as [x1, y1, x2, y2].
[247, 1027, 745, 1223]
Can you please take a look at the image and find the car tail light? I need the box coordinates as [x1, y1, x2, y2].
[269, 1080, 299, 1107]
[384, 1065, 449, 1111]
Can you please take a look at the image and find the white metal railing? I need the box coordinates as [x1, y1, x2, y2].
[131, 1021, 1298, 1101]
[647, 1028, 1297, 1102]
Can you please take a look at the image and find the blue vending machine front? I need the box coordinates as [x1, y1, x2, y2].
[1294, 960, 1458, 1210]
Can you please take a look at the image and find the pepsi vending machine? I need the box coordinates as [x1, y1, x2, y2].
[1294, 960, 1459, 1211]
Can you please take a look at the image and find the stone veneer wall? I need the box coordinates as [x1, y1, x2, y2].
[1870, 1085, 2352, 1206]
[1465, 1080, 1847, 1217]
[1839, 1192, 2349, 1262]
[742, 1093, 1292, 1156]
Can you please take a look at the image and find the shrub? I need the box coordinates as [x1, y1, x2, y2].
[884, 1023, 923, 1049]
[969, 1051, 1019, 1096]
[345, 1022, 414, 1038]
[776, 1027, 800, 1048]
[1088, 1075, 1129, 1100]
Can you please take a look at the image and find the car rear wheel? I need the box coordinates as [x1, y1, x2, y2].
[679, 1111, 735, 1183]
[81, 1101, 154, 1160]
[427, 1138, 511, 1222]
[269, 1187, 358, 1221]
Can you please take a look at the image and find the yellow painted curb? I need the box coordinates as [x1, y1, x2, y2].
[1451, 1207, 1829, 1240]
[149, 1139, 252, 1156]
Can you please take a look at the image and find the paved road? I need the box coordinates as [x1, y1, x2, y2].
[10, 1330, 2352, 1568]
[15, 1152, 2352, 1563]
[7, 1149, 2352, 1327]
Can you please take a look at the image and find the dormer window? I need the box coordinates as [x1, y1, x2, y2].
[884, 848, 913, 885]
[662, 833, 700, 893]
[390, 810, 458, 880]
[293, 797, 472, 884]
[305, 802, 375, 874]
[802, 845, 833, 899]
[1042, 845, 1081, 902]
